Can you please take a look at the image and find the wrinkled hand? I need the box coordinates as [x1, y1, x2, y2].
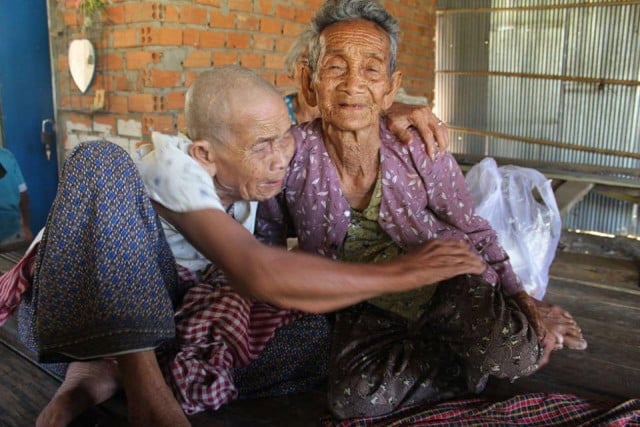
[397, 240, 485, 290]
[384, 103, 449, 159]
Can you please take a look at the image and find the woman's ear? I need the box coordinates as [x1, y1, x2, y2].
[189, 140, 217, 177]
[382, 70, 403, 111]
[300, 64, 318, 107]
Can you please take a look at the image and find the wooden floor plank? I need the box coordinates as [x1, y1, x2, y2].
[0, 344, 60, 427]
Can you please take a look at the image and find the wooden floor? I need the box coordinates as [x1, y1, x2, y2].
[1, 234, 639, 427]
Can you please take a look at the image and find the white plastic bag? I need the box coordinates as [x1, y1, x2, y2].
[465, 157, 561, 300]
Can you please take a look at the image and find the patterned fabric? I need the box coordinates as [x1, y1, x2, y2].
[328, 275, 540, 420]
[256, 118, 524, 296]
[233, 312, 331, 399]
[18, 141, 181, 362]
[160, 266, 307, 415]
[322, 393, 640, 427]
[0, 240, 37, 325]
[340, 172, 436, 321]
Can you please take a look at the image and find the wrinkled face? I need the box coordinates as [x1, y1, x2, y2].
[214, 94, 294, 202]
[311, 19, 399, 132]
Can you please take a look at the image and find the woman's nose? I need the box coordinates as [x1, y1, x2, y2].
[343, 68, 365, 92]
[270, 140, 293, 171]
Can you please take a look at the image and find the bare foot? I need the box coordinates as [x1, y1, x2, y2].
[118, 350, 190, 427]
[536, 300, 588, 351]
[36, 359, 119, 427]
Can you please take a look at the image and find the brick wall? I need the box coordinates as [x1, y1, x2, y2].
[50, 0, 436, 156]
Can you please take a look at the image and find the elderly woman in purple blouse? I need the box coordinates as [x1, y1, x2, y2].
[257, 0, 587, 420]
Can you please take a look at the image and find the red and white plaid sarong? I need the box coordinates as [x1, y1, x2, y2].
[0, 242, 38, 325]
[162, 274, 302, 415]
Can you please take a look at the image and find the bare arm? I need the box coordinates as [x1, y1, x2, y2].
[154, 203, 484, 313]
[384, 103, 449, 159]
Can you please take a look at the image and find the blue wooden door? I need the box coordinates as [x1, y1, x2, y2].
[0, 1, 58, 235]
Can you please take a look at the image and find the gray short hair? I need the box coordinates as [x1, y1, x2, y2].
[285, 29, 315, 77]
[307, 0, 400, 75]
[185, 66, 279, 144]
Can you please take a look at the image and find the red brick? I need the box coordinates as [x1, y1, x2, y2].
[282, 21, 305, 37]
[67, 113, 92, 128]
[59, 95, 72, 109]
[253, 35, 274, 51]
[128, 93, 155, 113]
[260, 17, 281, 34]
[295, 9, 313, 24]
[97, 53, 123, 71]
[142, 115, 175, 134]
[180, 6, 208, 25]
[63, 12, 78, 26]
[239, 53, 262, 69]
[113, 28, 138, 48]
[210, 11, 234, 29]
[275, 38, 294, 54]
[141, 27, 183, 46]
[276, 5, 296, 20]
[57, 55, 68, 72]
[195, 0, 221, 6]
[106, 74, 129, 91]
[126, 51, 153, 70]
[227, 33, 250, 49]
[153, 95, 167, 112]
[67, 95, 83, 110]
[107, 95, 128, 114]
[164, 5, 181, 22]
[257, 0, 273, 14]
[166, 91, 186, 110]
[93, 115, 117, 131]
[183, 28, 200, 46]
[229, 0, 252, 12]
[200, 31, 225, 48]
[149, 3, 168, 21]
[124, 3, 155, 23]
[91, 75, 106, 91]
[236, 14, 260, 31]
[183, 50, 211, 68]
[143, 70, 182, 88]
[95, 32, 109, 50]
[213, 51, 238, 66]
[105, 5, 126, 24]
[264, 53, 285, 70]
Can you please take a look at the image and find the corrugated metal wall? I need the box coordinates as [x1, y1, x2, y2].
[436, 0, 640, 236]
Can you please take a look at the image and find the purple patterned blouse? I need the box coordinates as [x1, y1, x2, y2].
[256, 119, 524, 295]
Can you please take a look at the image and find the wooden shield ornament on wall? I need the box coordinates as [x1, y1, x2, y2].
[68, 39, 95, 93]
